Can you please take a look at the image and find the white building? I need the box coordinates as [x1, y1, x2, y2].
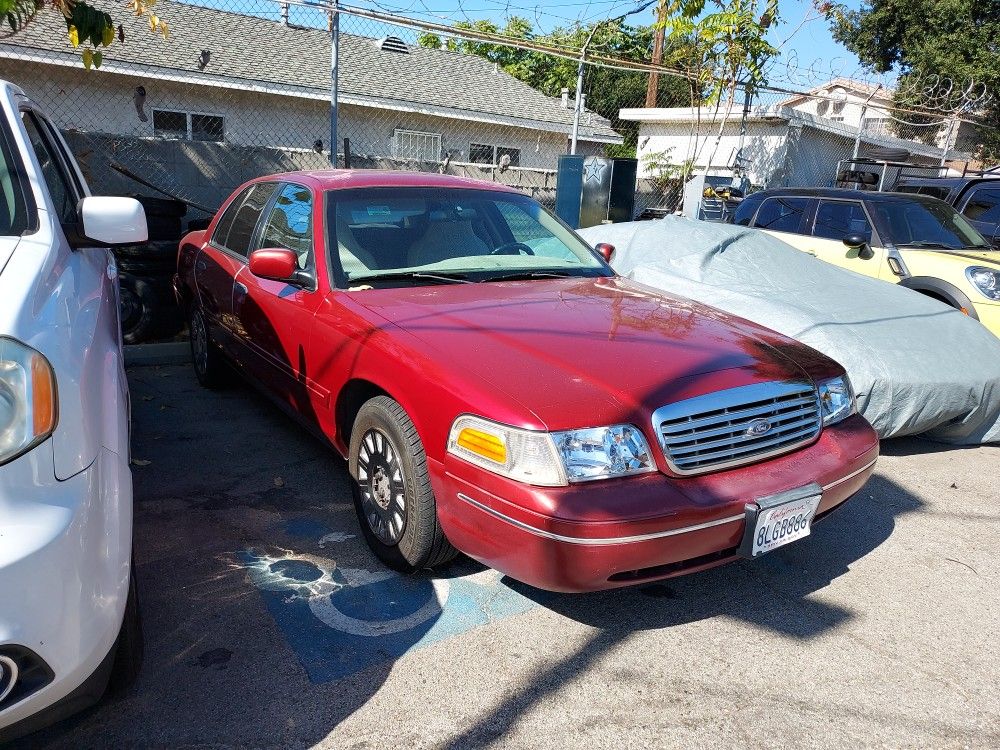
[622, 78, 969, 190]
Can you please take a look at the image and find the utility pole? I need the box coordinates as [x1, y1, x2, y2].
[644, 0, 667, 107]
[329, 0, 340, 167]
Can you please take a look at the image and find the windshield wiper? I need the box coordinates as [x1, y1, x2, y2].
[350, 271, 474, 285]
[899, 241, 962, 250]
[480, 270, 575, 283]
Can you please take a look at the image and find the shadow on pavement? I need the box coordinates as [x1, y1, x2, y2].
[444, 472, 922, 749]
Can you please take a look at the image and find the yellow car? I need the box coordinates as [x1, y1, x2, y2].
[733, 188, 1000, 337]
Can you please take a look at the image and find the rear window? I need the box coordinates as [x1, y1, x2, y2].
[215, 183, 277, 257]
[752, 197, 809, 233]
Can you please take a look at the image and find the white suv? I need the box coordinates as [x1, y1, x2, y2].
[0, 81, 147, 741]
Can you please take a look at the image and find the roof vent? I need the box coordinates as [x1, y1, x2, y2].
[377, 36, 409, 54]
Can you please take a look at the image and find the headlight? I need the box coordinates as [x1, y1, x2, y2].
[447, 415, 655, 486]
[818, 375, 855, 426]
[966, 266, 1000, 301]
[0, 338, 58, 466]
[551, 425, 655, 482]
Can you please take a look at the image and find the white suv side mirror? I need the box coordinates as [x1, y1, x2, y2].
[75, 196, 148, 247]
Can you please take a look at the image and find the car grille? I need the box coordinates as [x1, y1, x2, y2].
[653, 382, 822, 476]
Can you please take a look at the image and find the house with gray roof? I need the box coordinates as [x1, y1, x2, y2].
[0, 1, 621, 171]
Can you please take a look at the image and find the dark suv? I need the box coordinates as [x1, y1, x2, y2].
[894, 173, 1000, 247]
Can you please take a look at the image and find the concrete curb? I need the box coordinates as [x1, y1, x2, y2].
[124, 341, 190, 367]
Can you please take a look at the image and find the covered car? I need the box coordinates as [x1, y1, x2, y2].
[579, 217, 1000, 443]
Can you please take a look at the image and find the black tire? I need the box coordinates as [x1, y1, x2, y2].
[133, 195, 187, 218]
[349, 396, 457, 571]
[189, 307, 229, 389]
[144, 216, 182, 242]
[119, 273, 158, 345]
[115, 240, 178, 261]
[106, 562, 143, 694]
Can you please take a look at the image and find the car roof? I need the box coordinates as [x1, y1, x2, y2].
[897, 175, 1000, 188]
[250, 169, 523, 194]
[747, 186, 952, 205]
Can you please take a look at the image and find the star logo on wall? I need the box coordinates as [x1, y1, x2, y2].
[583, 159, 606, 184]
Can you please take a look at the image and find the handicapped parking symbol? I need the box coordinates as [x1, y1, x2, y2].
[239, 528, 552, 682]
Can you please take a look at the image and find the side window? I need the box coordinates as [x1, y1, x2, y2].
[211, 187, 253, 249]
[20, 111, 79, 225]
[813, 201, 872, 242]
[963, 188, 1000, 224]
[733, 197, 761, 226]
[220, 183, 277, 257]
[752, 197, 809, 233]
[260, 184, 313, 269]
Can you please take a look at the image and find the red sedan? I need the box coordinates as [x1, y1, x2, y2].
[175, 171, 879, 592]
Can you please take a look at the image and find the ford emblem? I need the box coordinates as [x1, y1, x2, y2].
[746, 418, 772, 437]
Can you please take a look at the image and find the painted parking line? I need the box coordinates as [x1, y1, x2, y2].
[240, 522, 554, 682]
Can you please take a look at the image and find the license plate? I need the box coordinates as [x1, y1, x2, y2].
[739, 484, 822, 558]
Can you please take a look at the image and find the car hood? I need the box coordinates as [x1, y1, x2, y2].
[350, 276, 816, 430]
[905, 248, 1000, 266]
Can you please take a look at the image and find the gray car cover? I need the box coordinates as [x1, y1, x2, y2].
[579, 217, 1000, 443]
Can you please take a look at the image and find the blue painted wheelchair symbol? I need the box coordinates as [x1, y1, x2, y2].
[240, 535, 552, 682]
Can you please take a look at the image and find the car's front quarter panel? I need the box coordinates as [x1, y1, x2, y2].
[0, 219, 130, 476]
[899, 250, 1000, 334]
[312, 292, 544, 460]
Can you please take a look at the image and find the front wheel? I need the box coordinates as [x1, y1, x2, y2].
[349, 396, 457, 571]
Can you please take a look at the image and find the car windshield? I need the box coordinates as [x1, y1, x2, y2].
[325, 187, 610, 285]
[871, 197, 992, 251]
[0, 119, 31, 237]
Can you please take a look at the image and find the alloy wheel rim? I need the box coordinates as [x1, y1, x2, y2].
[357, 428, 406, 545]
[191, 312, 209, 375]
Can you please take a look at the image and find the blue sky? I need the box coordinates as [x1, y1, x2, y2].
[204, 0, 876, 90]
[340, 0, 871, 84]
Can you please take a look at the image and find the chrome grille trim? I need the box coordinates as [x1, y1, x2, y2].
[653, 382, 822, 476]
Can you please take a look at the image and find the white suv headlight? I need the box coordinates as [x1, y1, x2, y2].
[818, 375, 855, 426]
[447, 416, 656, 486]
[0, 338, 58, 466]
[966, 266, 1000, 301]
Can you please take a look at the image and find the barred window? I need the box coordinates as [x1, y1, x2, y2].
[393, 129, 441, 162]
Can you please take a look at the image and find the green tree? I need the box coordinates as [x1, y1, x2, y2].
[821, 0, 1000, 161]
[660, 0, 780, 175]
[1, 0, 167, 67]
[419, 17, 692, 157]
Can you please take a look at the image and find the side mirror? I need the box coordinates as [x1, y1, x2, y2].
[73, 196, 148, 247]
[843, 233, 875, 260]
[249, 247, 310, 286]
[594, 242, 615, 263]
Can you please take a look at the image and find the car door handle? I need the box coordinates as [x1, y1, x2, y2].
[234, 282, 248, 297]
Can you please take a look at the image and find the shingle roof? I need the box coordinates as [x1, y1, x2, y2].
[2, 0, 620, 142]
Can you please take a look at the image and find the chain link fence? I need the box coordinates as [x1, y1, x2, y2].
[0, 0, 987, 340]
[1, 0, 979, 217]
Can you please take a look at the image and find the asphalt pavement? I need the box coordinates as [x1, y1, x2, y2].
[21, 363, 1000, 749]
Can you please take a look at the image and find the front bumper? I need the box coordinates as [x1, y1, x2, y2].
[434, 414, 879, 592]
[0, 441, 132, 737]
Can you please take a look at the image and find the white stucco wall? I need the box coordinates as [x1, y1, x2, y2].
[634, 119, 790, 186]
[0, 60, 595, 169]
